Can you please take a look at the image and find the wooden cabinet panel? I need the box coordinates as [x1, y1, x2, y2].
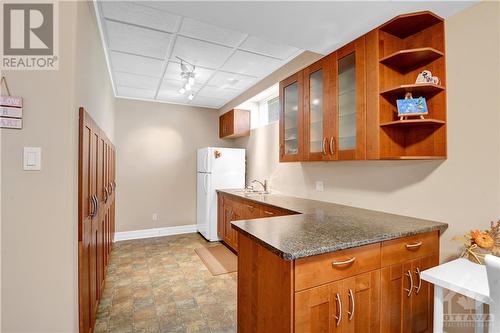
[380, 254, 438, 333]
[279, 72, 304, 162]
[78, 108, 116, 333]
[381, 231, 438, 266]
[295, 243, 380, 291]
[219, 109, 250, 139]
[295, 270, 380, 333]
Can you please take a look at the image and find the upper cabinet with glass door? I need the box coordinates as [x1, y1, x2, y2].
[303, 57, 335, 161]
[279, 72, 303, 162]
[335, 37, 366, 160]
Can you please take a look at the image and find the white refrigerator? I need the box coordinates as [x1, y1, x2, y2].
[197, 147, 245, 241]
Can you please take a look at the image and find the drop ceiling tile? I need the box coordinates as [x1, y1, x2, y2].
[105, 20, 172, 59]
[191, 95, 226, 109]
[221, 50, 283, 77]
[208, 71, 258, 90]
[163, 62, 214, 85]
[110, 51, 165, 77]
[179, 17, 246, 47]
[171, 36, 233, 69]
[100, 2, 181, 32]
[114, 72, 160, 90]
[117, 86, 156, 100]
[198, 85, 241, 101]
[240, 36, 300, 60]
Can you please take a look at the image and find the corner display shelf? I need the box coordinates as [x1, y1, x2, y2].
[380, 83, 445, 100]
[380, 48, 444, 72]
[370, 11, 447, 160]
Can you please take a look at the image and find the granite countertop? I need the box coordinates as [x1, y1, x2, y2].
[218, 189, 448, 260]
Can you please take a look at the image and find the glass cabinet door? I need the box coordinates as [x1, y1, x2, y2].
[336, 38, 366, 160]
[338, 52, 356, 151]
[280, 72, 303, 162]
[303, 57, 332, 161]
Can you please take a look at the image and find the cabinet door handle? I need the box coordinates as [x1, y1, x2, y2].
[89, 195, 96, 218]
[406, 241, 422, 249]
[329, 137, 335, 155]
[348, 288, 355, 321]
[332, 257, 356, 267]
[404, 270, 413, 297]
[414, 267, 422, 294]
[94, 195, 99, 216]
[103, 187, 109, 204]
[264, 210, 274, 215]
[322, 137, 327, 155]
[335, 293, 342, 326]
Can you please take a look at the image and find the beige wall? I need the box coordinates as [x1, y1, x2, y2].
[114, 99, 229, 232]
[231, 1, 500, 262]
[1, 2, 115, 332]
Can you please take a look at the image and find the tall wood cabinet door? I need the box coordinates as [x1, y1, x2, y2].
[303, 57, 335, 161]
[341, 270, 380, 333]
[279, 72, 304, 162]
[380, 261, 413, 333]
[334, 36, 366, 160]
[295, 281, 341, 333]
[217, 194, 225, 239]
[89, 128, 99, 323]
[223, 203, 235, 249]
[411, 254, 438, 333]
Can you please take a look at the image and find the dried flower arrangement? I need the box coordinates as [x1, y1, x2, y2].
[453, 220, 500, 264]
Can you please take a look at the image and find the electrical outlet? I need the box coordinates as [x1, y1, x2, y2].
[315, 181, 324, 192]
[152, 213, 159, 221]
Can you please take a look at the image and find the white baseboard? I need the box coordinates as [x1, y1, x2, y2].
[114, 224, 198, 242]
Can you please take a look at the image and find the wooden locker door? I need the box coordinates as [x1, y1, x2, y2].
[78, 109, 93, 333]
[96, 135, 106, 298]
[411, 254, 438, 333]
[341, 270, 380, 333]
[380, 261, 413, 333]
[89, 124, 99, 325]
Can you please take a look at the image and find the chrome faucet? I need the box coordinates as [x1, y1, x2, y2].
[251, 179, 268, 193]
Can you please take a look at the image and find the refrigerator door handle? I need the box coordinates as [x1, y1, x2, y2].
[204, 151, 209, 172]
[203, 174, 208, 195]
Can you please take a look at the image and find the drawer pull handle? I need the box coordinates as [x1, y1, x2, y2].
[348, 288, 355, 321]
[406, 241, 422, 249]
[414, 268, 422, 294]
[264, 211, 274, 215]
[404, 270, 413, 297]
[330, 137, 335, 155]
[322, 137, 327, 155]
[334, 293, 342, 326]
[245, 204, 254, 209]
[332, 257, 356, 267]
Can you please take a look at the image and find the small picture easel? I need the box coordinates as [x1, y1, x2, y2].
[397, 92, 428, 121]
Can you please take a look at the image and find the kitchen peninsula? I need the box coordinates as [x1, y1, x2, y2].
[217, 190, 448, 333]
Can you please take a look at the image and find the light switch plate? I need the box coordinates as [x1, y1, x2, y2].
[315, 181, 324, 192]
[23, 147, 41, 171]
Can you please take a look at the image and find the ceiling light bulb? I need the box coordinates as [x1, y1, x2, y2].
[188, 93, 194, 101]
[312, 98, 320, 106]
[188, 76, 195, 86]
[185, 83, 192, 91]
[178, 87, 186, 94]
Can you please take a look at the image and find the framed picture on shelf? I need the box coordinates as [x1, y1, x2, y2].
[396, 97, 428, 117]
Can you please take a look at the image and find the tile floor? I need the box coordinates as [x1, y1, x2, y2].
[94, 233, 237, 333]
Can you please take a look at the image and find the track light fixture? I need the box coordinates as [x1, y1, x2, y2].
[176, 56, 196, 101]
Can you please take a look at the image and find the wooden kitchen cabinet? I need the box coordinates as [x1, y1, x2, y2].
[303, 57, 335, 161]
[335, 37, 366, 160]
[278, 11, 447, 162]
[279, 72, 304, 162]
[219, 109, 250, 139]
[295, 270, 380, 333]
[380, 233, 439, 333]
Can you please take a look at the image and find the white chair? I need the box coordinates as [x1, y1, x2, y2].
[421, 254, 500, 333]
[485, 254, 500, 333]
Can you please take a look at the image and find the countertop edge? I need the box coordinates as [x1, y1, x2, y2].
[232, 222, 447, 261]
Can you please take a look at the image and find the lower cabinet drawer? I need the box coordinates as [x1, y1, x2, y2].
[294, 243, 381, 291]
[259, 204, 283, 217]
[381, 231, 439, 267]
